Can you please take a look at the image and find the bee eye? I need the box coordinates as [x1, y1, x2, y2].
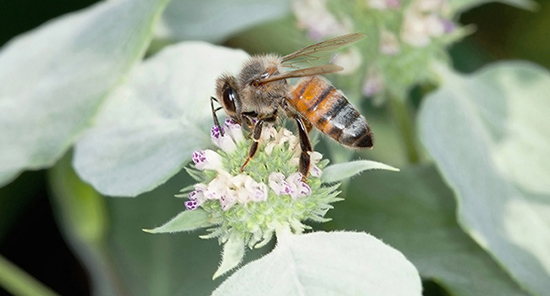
[222, 86, 237, 113]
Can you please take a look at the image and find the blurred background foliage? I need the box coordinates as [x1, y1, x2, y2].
[0, 0, 548, 295]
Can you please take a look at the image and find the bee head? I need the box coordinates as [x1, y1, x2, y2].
[215, 74, 241, 123]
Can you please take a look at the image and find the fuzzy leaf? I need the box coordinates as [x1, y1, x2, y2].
[213, 231, 421, 296]
[213, 235, 246, 280]
[418, 61, 550, 296]
[155, 0, 291, 42]
[332, 166, 530, 296]
[143, 209, 211, 234]
[0, 0, 170, 187]
[73, 42, 249, 197]
[322, 160, 399, 183]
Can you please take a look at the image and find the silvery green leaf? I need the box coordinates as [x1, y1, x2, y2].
[143, 209, 211, 234]
[156, 0, 291, 42]
[73, 42, 249, 197]
[213, 231, 421, 296]
[418, 61, 550, 295]
[213, 235, 246, 280]
[335, 165, 530, 296]
[0, 0, 170, 187]
[322, 160, 399, 183]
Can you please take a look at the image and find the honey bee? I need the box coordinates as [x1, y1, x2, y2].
[211, 33, 373, 179]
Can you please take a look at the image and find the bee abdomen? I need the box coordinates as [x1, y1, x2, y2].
[289, 76, 373, 148]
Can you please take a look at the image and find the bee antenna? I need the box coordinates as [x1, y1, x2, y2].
[210, 96, 224, 136]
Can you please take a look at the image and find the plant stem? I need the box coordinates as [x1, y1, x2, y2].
[388, 95, 420, 164]
[0, 254, 60, 296]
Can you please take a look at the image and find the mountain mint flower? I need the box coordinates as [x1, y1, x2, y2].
[192, 150, 223, 171]
[181, 119, 340, 249]
[291, 0, 463, 100]
[292, 0, 353, 40]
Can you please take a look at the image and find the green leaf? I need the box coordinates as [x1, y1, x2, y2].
[213, 235, 246, 280]
[73, 42, 249, 197]
[330, 166, 530, 296]
[143, 209, 212, 234]
[0, 0, 170, 187]
[213, 231, 421, 296]
[418, 62, 550, 295]
[155, 0, 291, 42]
[322, 160, 399, 183]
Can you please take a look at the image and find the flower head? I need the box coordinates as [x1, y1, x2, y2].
[181, 120, 339, 248]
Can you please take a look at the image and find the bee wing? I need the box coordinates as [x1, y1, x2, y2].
[259, 64, 344, 84]
[281, 33, 366, 69]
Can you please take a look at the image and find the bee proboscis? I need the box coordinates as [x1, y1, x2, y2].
[212, 33, 373, 180]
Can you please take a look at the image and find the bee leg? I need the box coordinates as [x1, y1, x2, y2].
[304, 118, 313, 133]
[210, 96, 224, 136]
[240, 118, 265, 172]
[294, 115, 313, 181]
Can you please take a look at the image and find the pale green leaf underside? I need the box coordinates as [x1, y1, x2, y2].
[322, 160, 399, 183]
[0, 0, 170, 187]
[213, 235, 246, 280]
[156, 0, 291, 42]
[335, 166, 530, 296]
[73, 42, 249, 197]
[143, 209, 211, 234]
[213, 231, 421, 296]
[419, 61, 550, 296]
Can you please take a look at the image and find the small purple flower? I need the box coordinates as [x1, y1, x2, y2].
[248, 182, 268, 202]
[192, 149, 223, 171]
[224, 118, 245, 143]
[185, 186, 206, 210]
[269, 172, 311, 199]
[211, 125, 223, 139]
[224, 118, 237, 127]
[185, 200, 198, 210]
[188, 190, 199, 201]
[300, 182, 312, 196]
[220, 191, 236, 211]
[211, 125, 237, 152]
[192, 151, 207, 165]
[269, 172, 291, 196]
[287, 173, 311, 199]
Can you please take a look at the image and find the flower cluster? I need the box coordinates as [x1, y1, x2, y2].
[292, 0, 464, 100]
[180, 119, 340, 248]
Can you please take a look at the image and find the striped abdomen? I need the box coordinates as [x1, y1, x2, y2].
[288, 76, 373, 148]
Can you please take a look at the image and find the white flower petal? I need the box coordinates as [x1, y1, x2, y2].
[193, 149, 224, 171]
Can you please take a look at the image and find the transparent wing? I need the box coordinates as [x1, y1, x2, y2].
[281, 33, 366, 69]
[259, 65, 343, 84]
